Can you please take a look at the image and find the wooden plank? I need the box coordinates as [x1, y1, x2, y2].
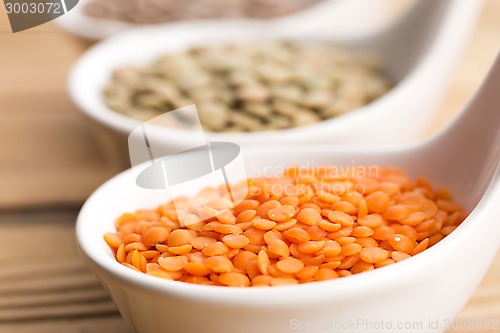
[0, 210, 83, 264]
[0, 260, 88, 281]
[0, 300, 118, 323]
[0, 288, 109, 309]
[0, 14, 115, 209]
[0, 273, 101, 295]
[0, 211, 120, 325]
[0, 315, 134, 333]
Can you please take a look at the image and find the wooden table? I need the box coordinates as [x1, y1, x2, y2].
[0, 0, 499, 332]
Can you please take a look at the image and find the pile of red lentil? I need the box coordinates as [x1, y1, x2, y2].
[104, 166, 467, 287]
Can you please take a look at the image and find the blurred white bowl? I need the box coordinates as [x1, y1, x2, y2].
[68, 0, 482, 169]
[56, 0, 393, 41]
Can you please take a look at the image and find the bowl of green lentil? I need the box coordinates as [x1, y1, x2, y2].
[68, 7, 476, 168]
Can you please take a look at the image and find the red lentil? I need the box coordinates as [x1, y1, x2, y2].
[297, 208, 322, 226]
[252, 218, 277, 231]
[158, 256, 188, 271]
[357, 214, 384, 228]
[202, 241, 229, 256]
[327, 211, 354, 227]
[222, 234, 250, 249]
[388, 234, 414, 254]
[189, 237, 217, 250]
[106, 165, 466, 287]
[355, 237, 379, 248]
[301, 255, 325, 266]
[351, 261, 375, 274]
[268, 205, 295, 222]
[276, 258, 304, 274]
[205, 256, 234, 273]
[219, 272, 250, 287]
[314, 267, 339, 281]
[365, 191, 390, 213]
[252, 274, 273, 286]
[359, 247, 389, 264]
[257, 250, 271, 275]
[236, 210, 257, 223]
[267, 239, 290, 257]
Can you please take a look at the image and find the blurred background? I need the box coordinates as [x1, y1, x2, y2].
[0, 0, 498, 332]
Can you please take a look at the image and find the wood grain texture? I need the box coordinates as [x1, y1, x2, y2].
[0, 211, 122, 329]
[0, 16, 114, 209]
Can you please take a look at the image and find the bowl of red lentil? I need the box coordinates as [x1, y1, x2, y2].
[76, 145, 500, 333]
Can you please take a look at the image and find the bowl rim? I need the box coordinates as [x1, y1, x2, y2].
[76, 145, 498, 306]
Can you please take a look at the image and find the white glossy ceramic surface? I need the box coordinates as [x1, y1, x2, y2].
[68, 0, 483, 158]
[76, 54, 500, 333]
[56, 0, 391, 41]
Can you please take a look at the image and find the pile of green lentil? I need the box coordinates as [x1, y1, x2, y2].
[103, 42, 391, 132]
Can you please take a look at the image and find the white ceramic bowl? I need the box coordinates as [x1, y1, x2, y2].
[76, 145, 500, 333]
[68, 0, 482, 169]
[56, 0, 391, 41]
